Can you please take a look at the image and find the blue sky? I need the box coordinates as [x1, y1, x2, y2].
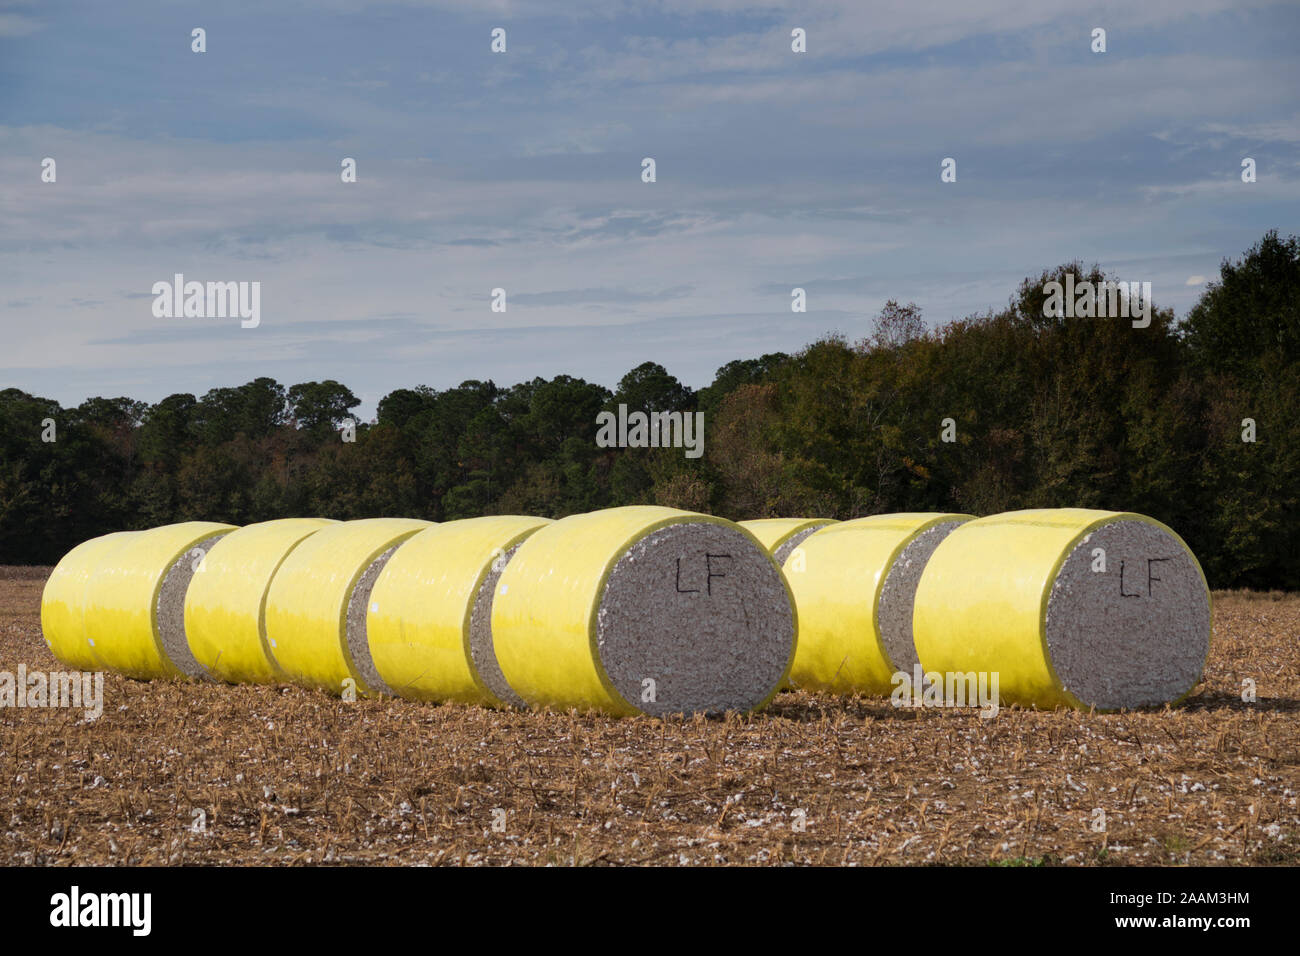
[2, 0, 1297, 418]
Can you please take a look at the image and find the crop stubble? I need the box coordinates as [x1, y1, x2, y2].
[1, 566, 1296, 866]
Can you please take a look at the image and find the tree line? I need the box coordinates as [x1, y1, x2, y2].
[2, 230, 1296, 589]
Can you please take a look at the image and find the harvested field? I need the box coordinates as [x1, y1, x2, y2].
[1, 568, 1296, 866]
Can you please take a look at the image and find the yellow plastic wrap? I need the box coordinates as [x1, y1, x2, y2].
[40, 531, 140, 671]
[264, 517, 432, 696]
[787, 513, 973, 695]
[184, 518, 338, 684]
[739, 518, 838, 691]
[82, 521, 237, 679]
[738, 518, 836, 558]
[912, 509, 1211, 710]
[367, 515, 552, 705]
[492, 505, 794, 716]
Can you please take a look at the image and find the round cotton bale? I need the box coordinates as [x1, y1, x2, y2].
[786, 513, 972, 695]
[82, 521, 237, 680]
[184, 518, 338, 684]
[366, 515, 552, 706]
[264, 517, 432, 696]
[913, 509, 1212, 711]
[738, 518, 839, 692]
[41, 531, 141, 671]
[738, 518, 838, 566]
[492, 505, 795, 717]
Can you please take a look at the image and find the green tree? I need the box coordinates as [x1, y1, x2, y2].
[288, 380, 360, 434]
[696, 353, 789, 419]
[1183, 230, 1300, 375]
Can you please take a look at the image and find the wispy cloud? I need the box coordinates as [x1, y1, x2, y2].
[2, 0, 1297, 415]
[0, 12, 40, 38]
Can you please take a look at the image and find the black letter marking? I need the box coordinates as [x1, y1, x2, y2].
[1119, 560, 1141, 598]
[1147, 557, 1170, 596]
[674, 556, 700, 593]
[704, 553, 732, 595]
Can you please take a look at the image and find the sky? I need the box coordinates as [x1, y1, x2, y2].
[2, 0, 1298, 419]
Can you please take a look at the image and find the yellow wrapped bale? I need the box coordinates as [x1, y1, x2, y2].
[81, 522, 237, 680]
[264, 518, 432, 696]
[41, 531, 141, 671]
[913, 509, 1211, 711]
[492, 505, 796, 716]
[786, 513, 972, 695]
[367, 515, 552, 706]
[739, 518, 840, 692]
[737, 518, 837, 566]
[184, 518, 338, 684]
